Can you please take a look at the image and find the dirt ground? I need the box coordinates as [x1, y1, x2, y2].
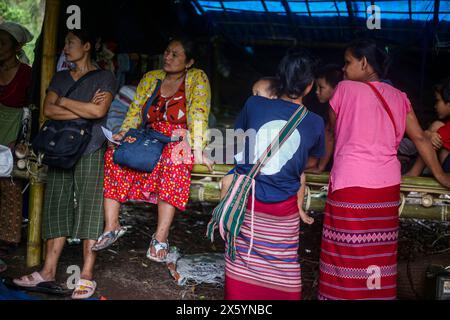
[1, 202, 449, 300]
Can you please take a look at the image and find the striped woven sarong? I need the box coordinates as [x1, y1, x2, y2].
[318, 184, 400, 300]
[225, 195, 302, 300]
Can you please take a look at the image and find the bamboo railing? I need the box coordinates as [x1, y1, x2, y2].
[19, 161, 450, 267]
[189, 165, 450, 222]
[20, 163, 450, 222]
[21, 145, 449, 267]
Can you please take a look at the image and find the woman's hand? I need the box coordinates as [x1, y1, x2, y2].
[55, 96, 63, 106]
[435, 172, 450, 189]
[91, 89, 109, 105]
[299, 208, 314, 225]
[193, 148, 214, 172]
[112, 131, 126, 142]
[430, 132, 443, 151]
[202, 153, 214, 172]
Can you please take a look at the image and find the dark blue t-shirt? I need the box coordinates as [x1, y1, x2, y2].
[234, 96, 325, 203]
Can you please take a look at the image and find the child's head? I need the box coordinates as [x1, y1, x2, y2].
[275, 50, 317, 100]
[315, 64, 343, 103]
[434, 77, 450, 120]
[252, 77, 278, 99]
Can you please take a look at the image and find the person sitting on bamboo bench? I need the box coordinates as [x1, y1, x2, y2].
[0, 21, 33, 272]
[92, 36, 212, 263]
[406, 77, 450, 176]
[13, 28, 116, 300]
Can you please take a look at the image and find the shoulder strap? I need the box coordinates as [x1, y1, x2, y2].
[64, 69, 102, 98]
[140, 79, 162, 129]
[248, 106, 309, 178]
[365, 82, 398, 137]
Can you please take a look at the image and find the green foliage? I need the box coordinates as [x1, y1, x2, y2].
[0, 0, 45, 64]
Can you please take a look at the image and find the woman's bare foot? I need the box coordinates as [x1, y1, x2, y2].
[147, 233, 169, 262]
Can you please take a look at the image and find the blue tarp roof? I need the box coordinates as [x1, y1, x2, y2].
[193, 1, 450, 21]
[190, 1, 450, 47]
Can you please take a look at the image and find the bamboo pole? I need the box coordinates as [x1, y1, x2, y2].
[192, 165, 450, 195]
[192, 164, 234, 175]
[26, 164, 45, 267]
[190, 166, 450, 221]
[189, 181, 450, 222]
[192, 164, 234, 174]
[39, 0, 60, 128]
[304, 172, 450, 195]
[27, 0, 60, 268]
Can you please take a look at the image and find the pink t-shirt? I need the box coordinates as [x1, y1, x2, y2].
[329, 80, 412, 191]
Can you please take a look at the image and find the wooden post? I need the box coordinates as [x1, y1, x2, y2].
[26, 165, 45, 267]
[39, 0, 60, 127]
[27, 0, 60, 268]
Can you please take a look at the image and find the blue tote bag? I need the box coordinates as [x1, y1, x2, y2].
[113, 80, 180, 172]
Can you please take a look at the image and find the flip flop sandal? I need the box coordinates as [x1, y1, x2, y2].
[26, 282, 71, 296]
[2, 277, 71, 296]
[72, 279, 97, 300]
[12, 271, 46, 288]
[35, 281, 72, 296]
[146, 234, 169, 263]
[91, 227, 127, 252]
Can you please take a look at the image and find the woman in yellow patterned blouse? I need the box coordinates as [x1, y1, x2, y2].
[94, 37, 212, 261]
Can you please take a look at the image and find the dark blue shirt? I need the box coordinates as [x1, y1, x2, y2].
[234, 96, 325, 203]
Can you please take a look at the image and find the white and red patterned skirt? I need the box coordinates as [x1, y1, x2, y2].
[103, 121, 193, 211]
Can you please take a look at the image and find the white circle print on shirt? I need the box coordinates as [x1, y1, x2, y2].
[235, 120, 301, 175]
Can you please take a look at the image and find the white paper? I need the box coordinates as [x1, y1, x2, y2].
[101, 126, 120, 145]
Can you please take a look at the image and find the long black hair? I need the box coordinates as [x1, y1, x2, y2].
[435, 77, 450, 103]
[276, 50, 317, 99]
[347, 39, 390, 79]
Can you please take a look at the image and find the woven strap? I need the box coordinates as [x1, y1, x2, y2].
[248, 105, 308, 178]
[75, 279, 96, 290]
[64, 69, 102, 98]
[140, 79, 162, 129]
[365, 82, 398, 137]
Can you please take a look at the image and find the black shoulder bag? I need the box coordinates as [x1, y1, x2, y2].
[32, 70, 101, 169]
